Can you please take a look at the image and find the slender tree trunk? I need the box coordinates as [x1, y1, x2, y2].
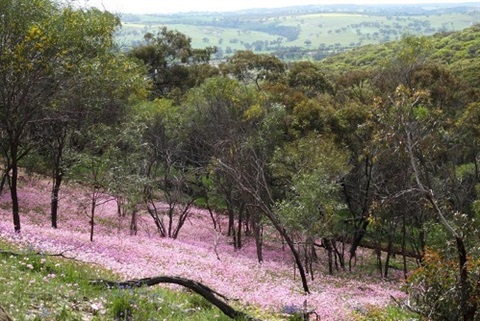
[332, 240, 345, 270]
[384, 237, 393, 278]
[90, 187, 97, 242]
[323, 238, 334, 275]
[305, 237, 315, 280]
[50, 172, 63, 229]
[232, 222, 238, 249]
[253, 211, 263, 263]
[250, 202, 309, 292]
[146, 201, 166, 237]
[167, 206, 174, 238]
[226, 199, 238, 248]
[10, 148, 21, 233]
[349, 218, 369, 270]
[217, 158, 309, 293]
[456, 236, 477, 321]
[206, 202, 217, 231]
[130, 209, 138, 236]
[375, 245, 382, 276]
[245, 206, 251, 236]
[284, 231, 309, 293]
[402, 213, 408, 279]
[236, 203, 244, 249]
[304, 243, 309, 276]
[172, 203, 193, 239]
[227, 205, 234, 237]
[346, 155, 373, 270]
[0, 168, 10, 196]
[116, 196, 124, 217]
[228, 216, 234, 237]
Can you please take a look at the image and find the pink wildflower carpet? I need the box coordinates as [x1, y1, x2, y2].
[0, 178, 406, 320]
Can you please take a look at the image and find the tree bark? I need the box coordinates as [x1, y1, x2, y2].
[130, 209, 138, 236]
[323, 238, 334, 275]
[50, 172, 63, 229]
[274, 221, 309, 293]
[253, 210, 263, 263]
[456, 236, 477, 321]
[0, 167, 10, 196]
[348, 218, 369, 270]
[10, 153, 21, 233]
[236, 203, 243, 249]
[90, 187, 98, 242]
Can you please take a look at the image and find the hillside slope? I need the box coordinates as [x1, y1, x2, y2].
[0, 177, 406, 320]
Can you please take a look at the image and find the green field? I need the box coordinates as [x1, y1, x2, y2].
[116, 4, 479, 60]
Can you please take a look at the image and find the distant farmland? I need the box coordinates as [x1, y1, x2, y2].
[116, 3, 479, 60]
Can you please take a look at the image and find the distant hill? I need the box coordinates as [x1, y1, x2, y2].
[116, 3, 479, 61]
[320, 23, 480, 85]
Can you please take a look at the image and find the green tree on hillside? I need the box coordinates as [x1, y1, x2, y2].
[376, 85, 478, 320]
[33, 53, 146, 229]
[220, 50, 286, 90]
[273, 134, 350, 276]
[0, 0, 132, 232]
[129, 27, 218, 101]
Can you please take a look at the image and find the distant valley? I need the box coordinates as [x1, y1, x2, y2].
[116, 3, 480, 60]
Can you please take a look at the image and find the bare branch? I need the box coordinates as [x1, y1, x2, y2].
[405, 130, 458, 238]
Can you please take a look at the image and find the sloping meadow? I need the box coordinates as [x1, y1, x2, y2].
[0, 177, 406, 320]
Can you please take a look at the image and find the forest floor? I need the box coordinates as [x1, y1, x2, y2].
[0, 175, 407, 320]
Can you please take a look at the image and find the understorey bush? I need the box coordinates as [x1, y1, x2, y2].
[406, 247, 480, 321]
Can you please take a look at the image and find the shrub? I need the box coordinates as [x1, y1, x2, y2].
[406, 248, 480, 321]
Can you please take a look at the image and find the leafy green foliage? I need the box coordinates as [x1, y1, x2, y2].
[273, 134, 350, 238]
[128, 27, 217, 100]
[220, 50, 286, 87]
[322, 24, 480, 78]
[406, 247, 480, 321]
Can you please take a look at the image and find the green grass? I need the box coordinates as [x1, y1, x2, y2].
[351, 305, 418, 321]
[0, 240, 245, 321]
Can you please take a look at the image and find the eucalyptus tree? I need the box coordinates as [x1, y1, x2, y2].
[331, 99, 379, 270]
[219, 50, 286, 91]
[138, 99, 203, 239]
[273, 134, 351, 276]
[334, 35, 441, 272]
[374, 34, 433, 95]
[183, 76, 311, 293]
[373, 85, 478, 320]
[0, 0, 132, 232]
[287, 61, 334, 98]
[128, 27, 218, 101]
[34, 53, 146, 229]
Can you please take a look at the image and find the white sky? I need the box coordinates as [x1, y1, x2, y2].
[82, 0, 479, 14]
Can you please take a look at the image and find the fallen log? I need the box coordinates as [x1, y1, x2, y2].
[91, 276, 260, 321]
[0, 305, 13, 321]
